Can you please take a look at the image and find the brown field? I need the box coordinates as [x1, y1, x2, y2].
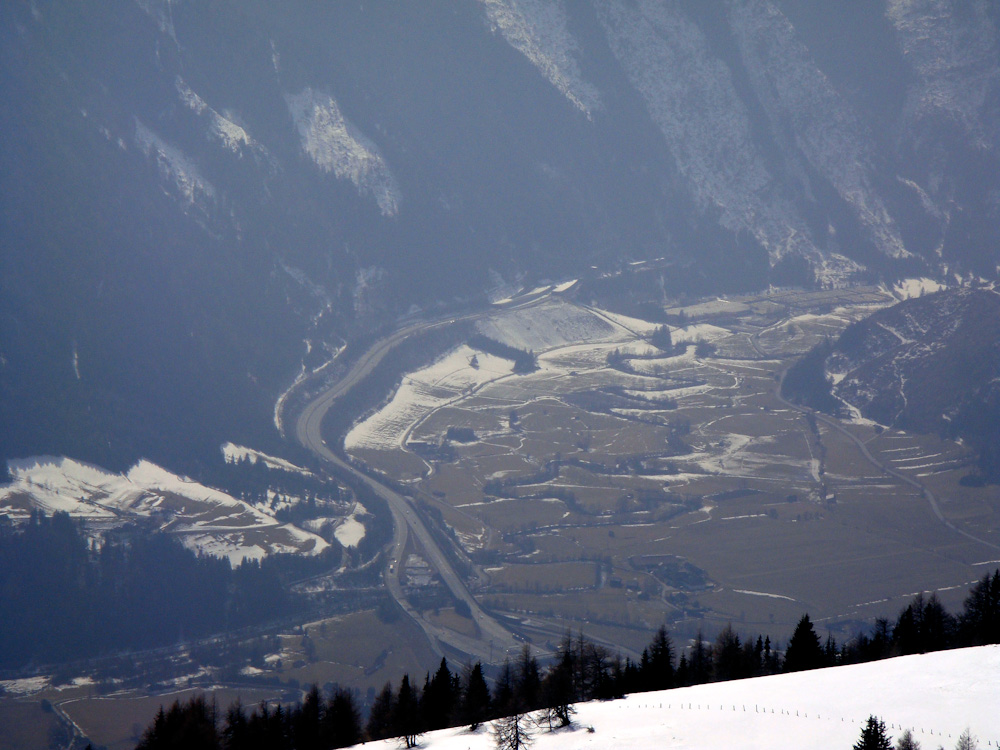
[63, 687, 282, 750]
[489, 561, 599, 593]
[0, 700, 67, 750]
[346, 288, 1000, 651]
[275, 609, 439, 694]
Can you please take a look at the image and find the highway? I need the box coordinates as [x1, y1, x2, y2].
[292, 301, 550, 664]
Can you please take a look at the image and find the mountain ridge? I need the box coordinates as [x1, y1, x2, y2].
[3, 0, 998, 470]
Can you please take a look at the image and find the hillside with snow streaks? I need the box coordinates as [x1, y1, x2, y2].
[133, 118, 216, 215]
[355, 646, 999, 750]
[727, 0, 907, 260]
[888, 0, 1000, 151]
[0, 456, 328, 564]
[594, 0, 814, 263]
[479, 0, 601, 116]
[285, 88, 400, 216]
[175, 77, 269, 159]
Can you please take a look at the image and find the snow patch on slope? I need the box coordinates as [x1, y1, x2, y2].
[888, 0, 1000, 152]
[134, 118, 215, 213]
[175, 77, 267, 158]
[891, 276, 947, 300]
[285, 88, 400, 217]
[221, 443, 312, 476]
[333, 501, 367, 548]
[479, 0, 601, 116]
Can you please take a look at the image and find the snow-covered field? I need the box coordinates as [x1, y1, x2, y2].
[0, 456, 328, 564]
[345, 345, 515, 452]
[221, 442, 312, 476]
[347, 301, 671, 455]
[333, 501, 367, 548]
[476, 300, 633, 352]
[368, 646, 1000, 750]
[892, 277, 947, 300]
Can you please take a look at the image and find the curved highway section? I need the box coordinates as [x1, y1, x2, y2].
[292, 308, 538, 664]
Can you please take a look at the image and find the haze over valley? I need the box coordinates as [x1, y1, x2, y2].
[1, 2, 999, 748]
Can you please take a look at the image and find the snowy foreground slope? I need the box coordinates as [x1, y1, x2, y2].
[374, 647, 1000, 750]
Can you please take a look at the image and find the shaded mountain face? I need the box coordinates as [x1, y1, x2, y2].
[784, 287, 1000, 480]
[2, 0, 999, 470]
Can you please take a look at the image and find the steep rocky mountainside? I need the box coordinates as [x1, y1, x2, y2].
[785, 287, 1000, 480]
[2, 0, 999, 470]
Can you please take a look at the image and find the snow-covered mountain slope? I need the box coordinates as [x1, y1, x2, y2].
[285, 87, 401, 217]
[374, 646, 1000, 750]
[783, 287, 1000, 480]
[828, 288, 1000, 433]
[479, 0, 601, 117]
[0, 456, 329, 564]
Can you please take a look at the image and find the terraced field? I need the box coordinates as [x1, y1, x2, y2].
[344, 288, 1000, 646]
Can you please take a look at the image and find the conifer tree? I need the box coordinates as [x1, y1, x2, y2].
[493, 660, 516, 717]
[762, 635, 779, 674]
[746, 634, 764, 676]
[650, 325, 673, 352]
[365, 682, 395, 741]
[646, 625, 675, 689]
[136, 696, 219, 750]
[713, 624, 743, 681]
[784, 614, 824, 672]
[689, 629, 712, 684]
[323, 687, 362, 748]
[392, 673, 422, 748]
[854, 715, 892, 750]
[920, 594, 955, 651]
[955, 728, 978, 750]
[675, 652, 690, 686]
[292, 684, 322, 750]
[516, 645, 541, 711]
[422, 658, 457, 730]
[492, 711, 533, 750]
[896, 728, 921, 750]
[539, 649, 576, 730]
[221, 701, 249, 750]
[960, 569, 1000, 645]
[461, 662, 492, 730]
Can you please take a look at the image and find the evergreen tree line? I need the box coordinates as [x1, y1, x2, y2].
[130, 569, 999, 749]
[467, 334, 538, 374]
[133, 687, 364, 750]
[204, 456, 347, 521]
[0, 512, 317, 669]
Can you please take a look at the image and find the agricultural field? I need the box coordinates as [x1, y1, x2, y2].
[344, 288, 1000, 647]
[0, 607, 442, 750]
[62, 687, 283, 750]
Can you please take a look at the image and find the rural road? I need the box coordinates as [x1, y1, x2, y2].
[751, 327, 1000, 553]
[292, 295, 557, 664]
